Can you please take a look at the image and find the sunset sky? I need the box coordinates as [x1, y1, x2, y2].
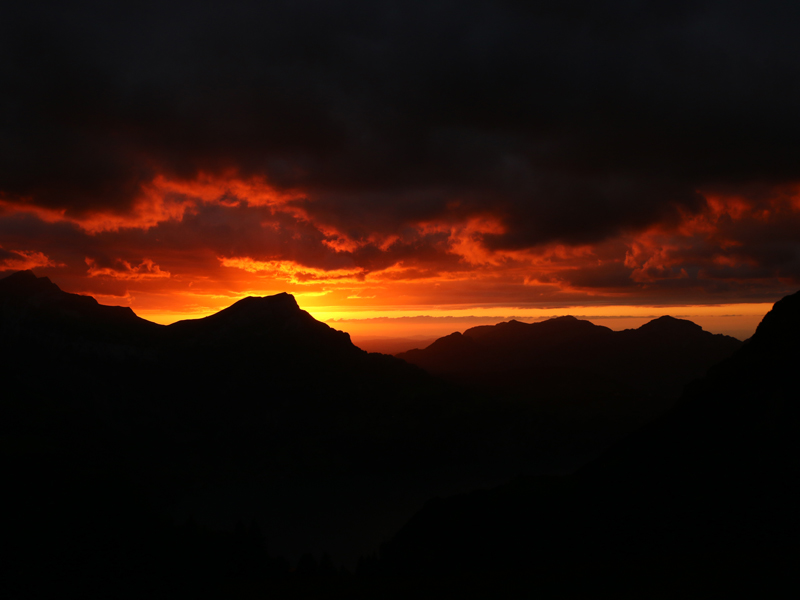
[2, 1, 799, 341]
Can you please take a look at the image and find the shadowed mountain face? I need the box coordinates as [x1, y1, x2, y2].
[3, 269, 631, 585]
[2, 270, 456, 580]
[380, 289, 800, 589]
[398, 314, 743, 401]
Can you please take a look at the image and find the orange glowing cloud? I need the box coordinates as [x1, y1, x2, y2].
[86, 258, 171, 280]
[0, 247, 61, 271]
[219, 256, 366, 284]
[2, 175, 799, 341]
[2, 172, 303, 234]
[146, 172, 299, 209]
[444, 216, 508, 266]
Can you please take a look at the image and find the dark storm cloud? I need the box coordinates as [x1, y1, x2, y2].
[3, 1, 800, 245]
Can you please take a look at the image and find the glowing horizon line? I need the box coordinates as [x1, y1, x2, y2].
[131, 301, 775, 327]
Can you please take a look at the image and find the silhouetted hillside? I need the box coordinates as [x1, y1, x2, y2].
[1, 270, 458, 594]
[398, 314, 742, 401]
[3, 270, 627, 596]
[0, 269, 161, 352]
[3, 270, 774, 597]
[379, 290, 800, 593]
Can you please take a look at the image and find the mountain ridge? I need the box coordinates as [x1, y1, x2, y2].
[0, 269, 771, 581]
[0, 269, 466, 568]
[397, 312, 742, 402]
[0, 269, 143, 321]
[0, 270, 358, 357]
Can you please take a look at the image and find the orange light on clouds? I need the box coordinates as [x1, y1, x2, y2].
[3, 174, 797, 346]
[86, 257, 171, 280]
[0, 248, 61, 271]
[218, 256, 367, 283]
[2, 172, 301, 233]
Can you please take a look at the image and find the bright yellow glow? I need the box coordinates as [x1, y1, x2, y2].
[307, 302, 772, 321]
[312, 303, 771, 341]
[131, 298, 771, 341]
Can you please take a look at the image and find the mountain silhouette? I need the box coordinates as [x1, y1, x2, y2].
[1, 270, 453, 578]
[3, 269, 778, 596]
[167, 292, 355, 351]
[0, 269, 356, 359]
[4, 270, 607, 581]
[398, 313, 742, 402]
[379, 289, 800, 592]
[0, 269, 160, 349]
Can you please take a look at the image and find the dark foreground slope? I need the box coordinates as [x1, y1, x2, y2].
[379, 290, 800, 593]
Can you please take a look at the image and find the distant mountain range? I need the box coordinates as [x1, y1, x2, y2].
[1, 269, 766, 596]
[398, 314, 742, 401]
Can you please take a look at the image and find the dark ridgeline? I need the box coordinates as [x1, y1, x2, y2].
[379, 289, 800, 594]
[1, 269, 761, 597]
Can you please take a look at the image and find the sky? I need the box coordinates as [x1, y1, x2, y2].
[2, 1, 799, 341]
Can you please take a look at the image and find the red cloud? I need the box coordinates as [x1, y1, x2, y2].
[86, 258, 170, 280]
[1, 177, 799, 325]
[0, 246, 61, 271]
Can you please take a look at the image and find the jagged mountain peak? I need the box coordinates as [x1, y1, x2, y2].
[0, 269, 64, 298]
[166, 291, 357, 353]
[0, 269, 152, 319]
[228, 292, 300, 312]
[1, 268, 36, 281]
[0, 270, 158, 355]
[169, 292, 309, 331]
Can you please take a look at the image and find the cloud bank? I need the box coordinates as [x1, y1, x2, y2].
[2, 1, 799, 316]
